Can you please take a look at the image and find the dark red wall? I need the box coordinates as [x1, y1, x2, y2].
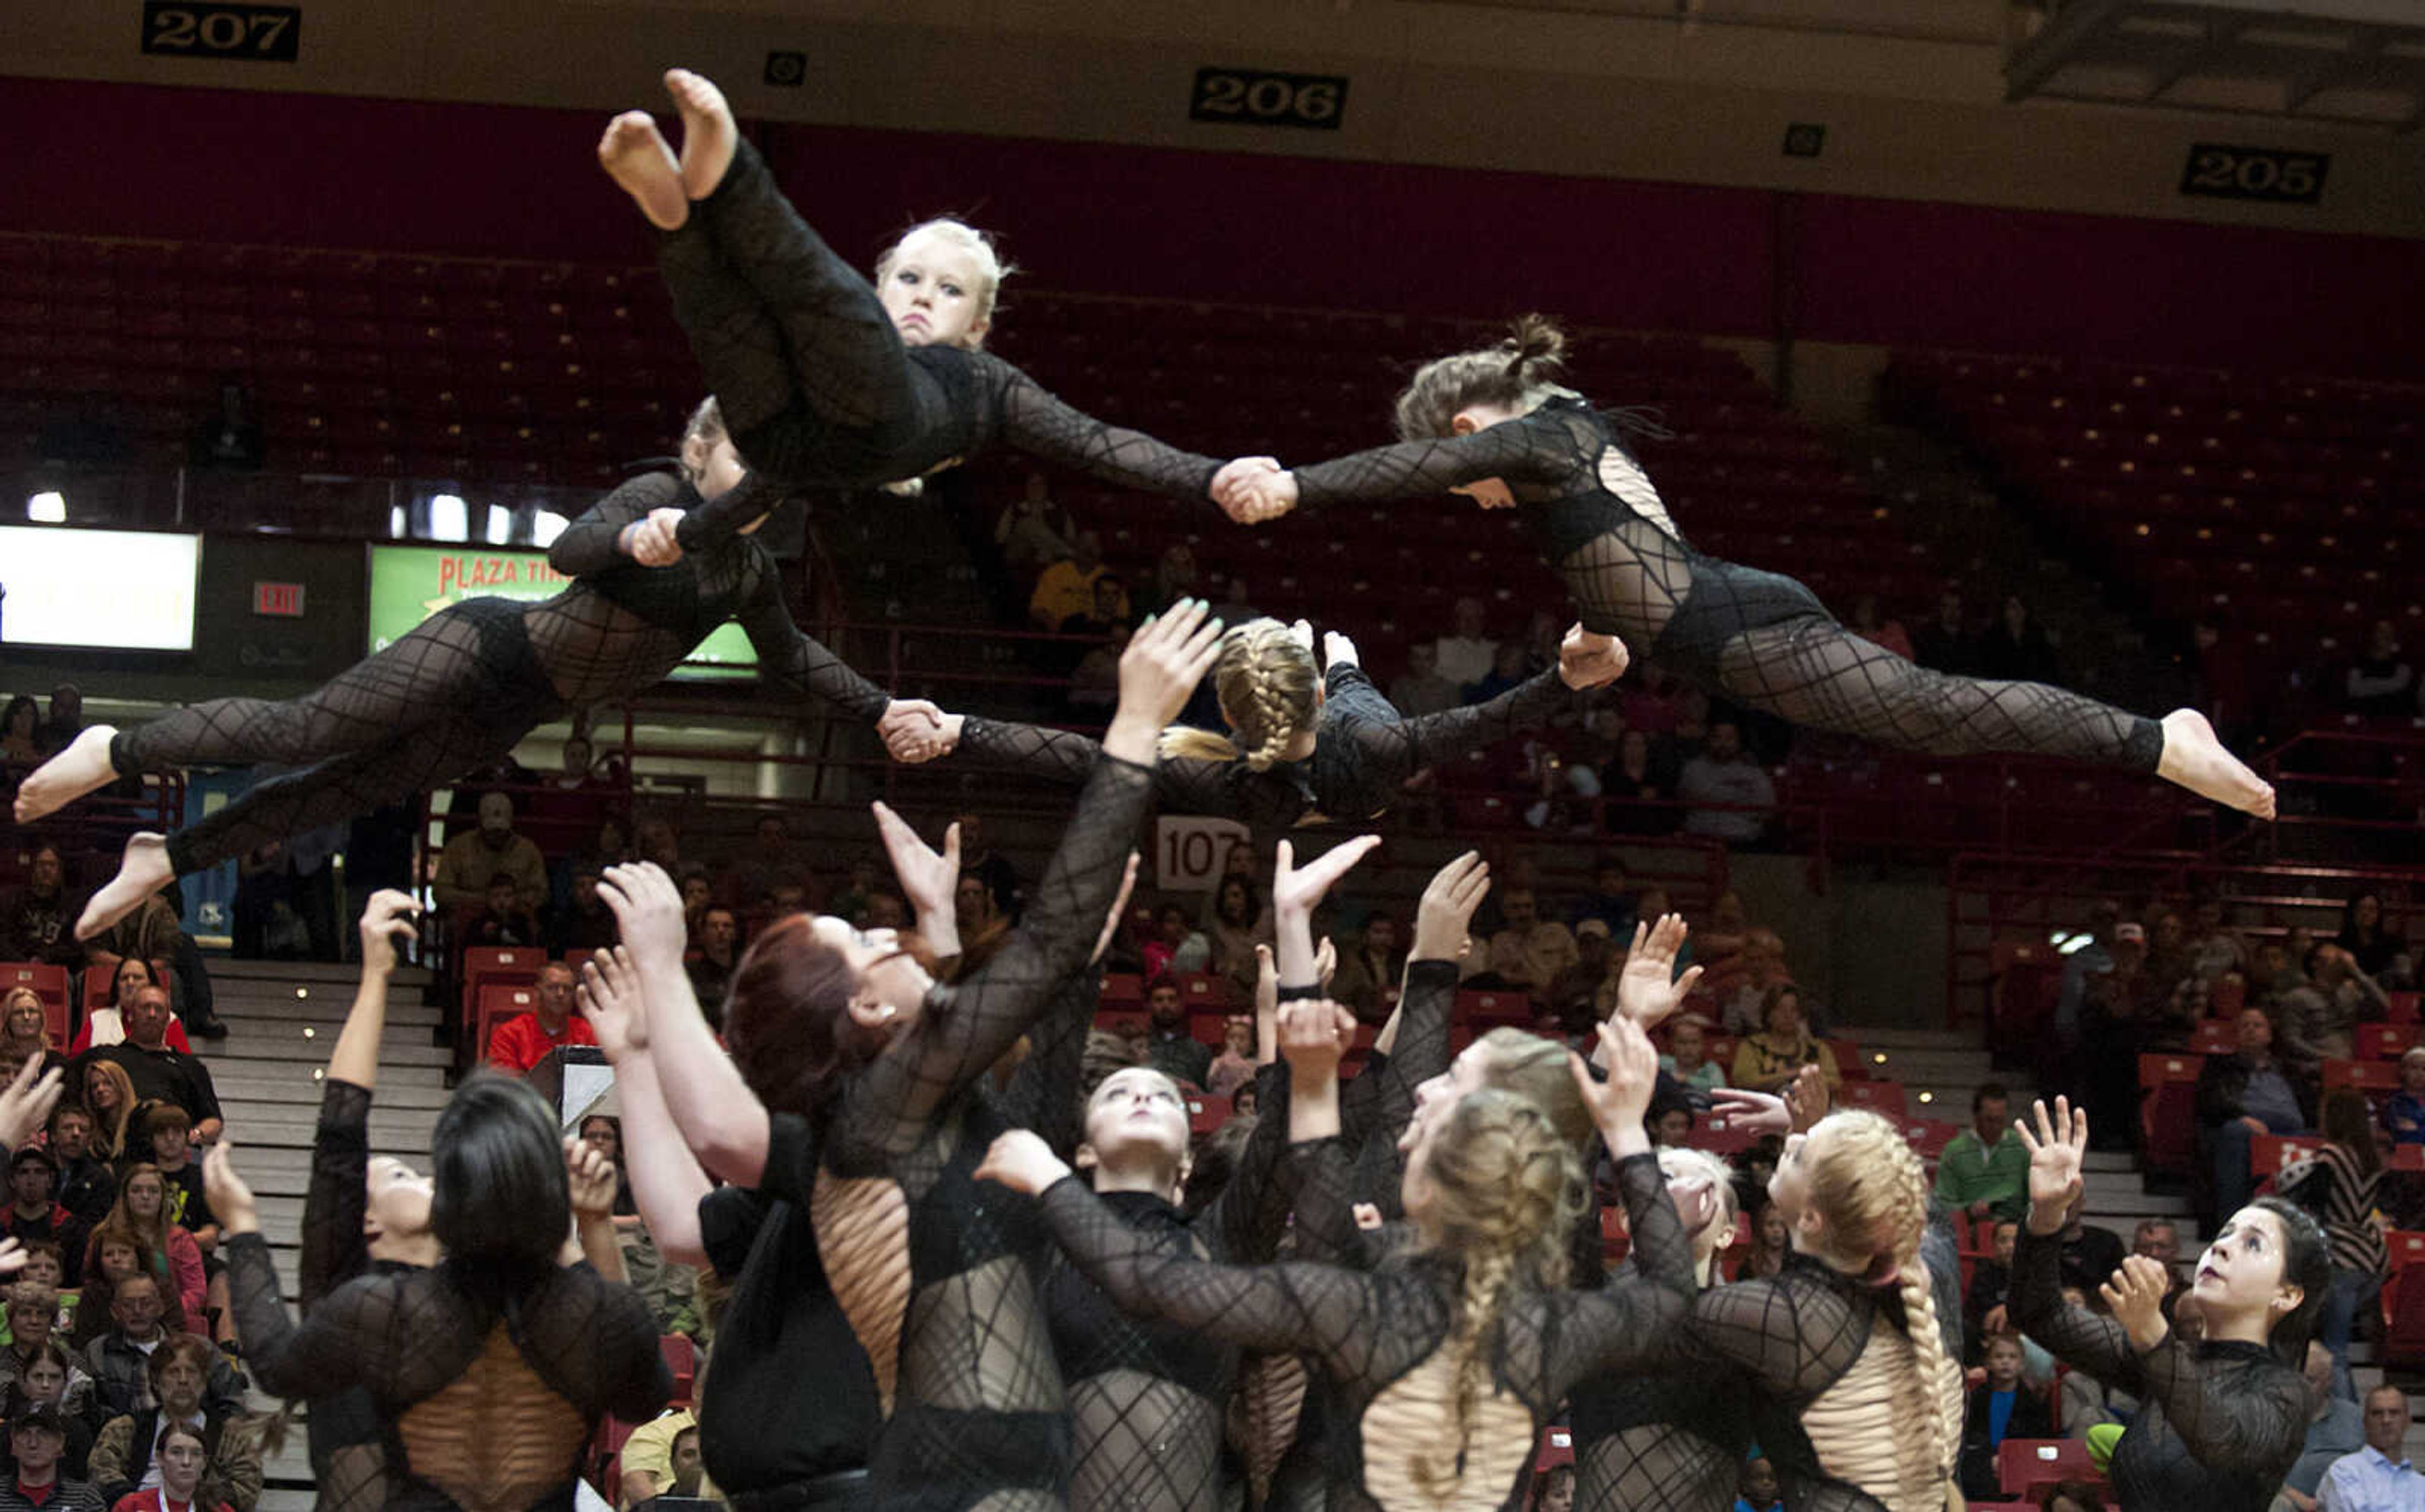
[8, 75, 2419, 375]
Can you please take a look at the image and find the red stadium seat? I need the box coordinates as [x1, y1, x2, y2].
[1173, 973, 1230, 1013]
[2389, 992, 2420, 1025]
[1997, 1439, 2096, 1498]
[2251, 1133, 2325, 1182]
[2323, 1059, 2399, 1095]
[1534, 1426, 1574, 1472]
[1901, 1119, 1960, 1160]
[477, 985, 538, 1061]
[1838, 1080, 1907, 1118]
[2188, 1021, 2237, 1056]
[659, 1333, 697, 1407]
[2138, 1053, 2203, 1177]
[2358, 1023, 2413, 1061]
[460, 948, 541, 1034]
[1187, 1097, 1227, 1137]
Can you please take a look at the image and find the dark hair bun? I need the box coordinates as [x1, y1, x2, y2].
[1501, 314, 1568, 378]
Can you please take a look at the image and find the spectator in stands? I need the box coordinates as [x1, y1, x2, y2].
[1677, 721, 1775, 845]
[1600, 727, 1677, 835]
[0, 847, 81, 968]
[0, 1332, 95, 1479]
[1543, 920, 1615, 1036]
[1569, 856, 1636, 938]
[1139, 980, 1210, 1090]
[46, 1108, 114, 1230]
[2051, 900, 2120, 1090]
[0, 992, 62, 1088]
[1717, 929, 1794, 1039]
[98, 1162, 205, 1327]
[86, 1332, 259, 1512]
[1966, 1219, 2018, 1350]
[1130, 544, 1199, 622]
[1739, 1196, 1789, 1282]
[101, 1419, 229, 1512]
[1847, 595, 1914, 661]
[1912, 586, 1982, 676]
[136, 1114, 219, 1260]
[1204, 876, 1271, 1003]
[82, 1276, 240, 1422]
[1526, 1461, 1572, 1512]
[1657, 1018, 1724, 1098]
[1140, 905, 1209, 985]
[484, 960, 594, 1076]
[575, 1117, 637, 1220]
[2049, 1190, 2126, 1298]
[1065, 622, 1127, 715]
[1936, 1082, 2029, 1224]
[860, 893, 906, 932]
[2, 1402, 100, 1512]
[2319, 1384, 2423, 1508]
[431, 793, 547, 922]
[76, 991, 218, 1146]
[36, 689, 84, 762]
[677, 872, 715, 934]
[549, 861, 620, 954]
[2279, 943, 2391, 1075]
[186, 381, 263, 472]
[1730, 984, 1839, 1097]
[686, 907, 741, 1021]
[1461, 641, 1529, 706]
[633, 814, 684, 878]
[954, 812, 1021, 923]
[1979, 594, 2061, 686]
[77, 1063, 137, 1168]
[993, 473, 1078, 578]
[1330, 912, 1404, 1023]
[85, 897, 221, 1043]
[1, 1154, 83, 1287]
[1203, 1017, 1256, 1102]
[620, 1408, 714, 1510]
[2343, 619, 2416, 718]
[523, 736, 616, 861]
[456, 874, 541, 955]
[2281, 1339, 2364, 1506]
[0, 699, 40, 776]
[2183, 896, 2247, 985]
[1430, 596, 1499, 691]
[1027, 529, 1121, 631]
[1386, 642, 1459, 719]
[1958, 1331, 2054, 1499]
[2131, 1218, 2186, 1300]
[1482, 887, 1578, 1003]
[2337, 892, 2412, 988]
[1735, 1453, 1781, 1512]
[2198, 1004, 2313, 1230]
[2385, 1047, 2425, 1150]
[2314, 1088, 2388, 1405]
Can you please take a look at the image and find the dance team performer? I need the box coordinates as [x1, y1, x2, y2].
[1214, 317, 2275, 819]
[16, 404, 938, 941]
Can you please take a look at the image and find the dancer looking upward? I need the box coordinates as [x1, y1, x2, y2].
[599, 69, 1259, 530]
[16, 404, 935, 940]
[1215, 318, 2272, 818]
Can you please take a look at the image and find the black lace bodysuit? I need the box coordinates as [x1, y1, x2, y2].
[1289, 400, 2164, 773]
[1037, 1141, 1694, 1512]
[111, 471, 896, 877]
[944, 664, 1573, 833]
[745, 751, 1153, 1511]
[229, 1237, 669, 1512]
[2009, 1226, 2306, 1511]
[656, 139, 1226, 506]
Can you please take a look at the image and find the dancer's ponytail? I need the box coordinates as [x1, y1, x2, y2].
[1395, 316, 1579, 442]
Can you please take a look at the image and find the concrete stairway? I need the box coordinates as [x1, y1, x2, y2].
[191, 956, 444, 1512]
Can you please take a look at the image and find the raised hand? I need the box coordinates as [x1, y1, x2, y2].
[2015, 1096, 2088, 1234]
[1284, 619, 1315, 655]
[1091, 853, 1141, 966]
[565, 1134, 621, 1220]
[1110, 600, 1226, 747]
[597, 862, 689, 969]
[975, 1128, 1072, 1196]
[1410, 851, 1490, 963]
[1559, 624, 1631, 690]
[1572, 1014, 1660, 1152]
[621, 506, 687, 567]
[878, 700, 951, 763]
[0, 1239, 21, 1280]
[1709, 1087, 1791, 1138]
[873, 803, 960, 923]
[2099, 1254, 2172, 1351]
[356, 890, 421, 976]
[1782, 1063, 1831, 1133]
[201, 1142, 261, 1236]
[0, 1057, 65, 1153]
[1254, 943, 1279, 1064]
[1277, 998, 1358, 1086]
[1272, 835, 1381, 920]
[1313, 935, 1337, 992]
[1322, 631, 1360, 671]
[580, 945, 649, 1057]
[1612, 914, 1704, 1029]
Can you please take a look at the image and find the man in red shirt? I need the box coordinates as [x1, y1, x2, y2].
[0, 1402, 101, 1512]
[484, 961, 595, 1076]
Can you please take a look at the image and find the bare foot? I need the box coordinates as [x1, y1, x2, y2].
[2156, 708, 2275, 818]
[12, 725, 120, 824]
[598, 112, 686, 230]
[664, 69, 737, 201]
[76, 833, 174, 942]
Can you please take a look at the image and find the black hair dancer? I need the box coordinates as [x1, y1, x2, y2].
[211, 1076, 670, 1512]
[17, 405, 933, 941]
[978, 999, 1693, 1512]
[640, 604, 1223, 1510]
[1214, 317, 2274, 818]
[2013, 1098, 2320, 1511]
[596, 70, 1260, 527]
[905, 619, 1627, 833]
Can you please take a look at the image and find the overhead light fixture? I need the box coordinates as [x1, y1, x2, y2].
[429, 494, 469, 542]
[27, 492, 64, 523]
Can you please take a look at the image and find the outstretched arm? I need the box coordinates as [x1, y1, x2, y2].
[729, 559, 897, 725]
[580, 946, 712, 1267]
[1288, 414, 1579, 508]
[935, 715, 1265, 823]
[547, 472, 686, 576]
[301, 890, 418, 1308]
[980, 357, 1228, 503]
[2009, 1097, 2145, 1390]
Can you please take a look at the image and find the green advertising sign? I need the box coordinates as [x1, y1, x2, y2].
[364, 545, 757, 680]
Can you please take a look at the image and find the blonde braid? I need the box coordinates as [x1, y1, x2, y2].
[1158, 619, 1317, 771]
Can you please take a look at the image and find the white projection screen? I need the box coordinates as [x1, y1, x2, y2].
[0, 526, 201, 651]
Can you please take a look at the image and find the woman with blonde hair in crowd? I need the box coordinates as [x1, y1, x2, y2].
[79, 1061, 139, 1167]
[0, 989, 63, 1085]
[87, 1167, 205, 1326]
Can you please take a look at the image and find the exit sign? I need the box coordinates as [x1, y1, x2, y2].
[253, 581, 306, 617]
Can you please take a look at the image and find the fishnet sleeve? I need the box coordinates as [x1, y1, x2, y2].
[729, 556, 892, 723]
[998, 963, 1102, 1159]
[300, 1080, 373, 1311]
[950, 718, 1264, 821]
[1689, 1273, 1840, 1398]
[2136, 1336, 2309, 1477]
[1349, 960, 1456, 1158]
[1540, 1155, 1696, 1396]
[673, 471, 792, 554]
[1192, 1064, 1314, 1264]
[228, 1232, 390, 1399]
[1290, 414, 1580, 507]
[974, 355, 1224, 502]
[2010, 1224, 2143, 1393]
[834, 753, 1153, 1162]
[1036, 1172, 1382, 1378]
[548, 474, 683, 577]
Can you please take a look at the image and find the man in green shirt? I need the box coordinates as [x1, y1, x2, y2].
[1934, 1081, 2031, 1222]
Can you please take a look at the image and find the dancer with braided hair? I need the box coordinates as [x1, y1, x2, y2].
[1675, 1105, 1965, 1511]
[2013, 1098, 2319, 1511]
[1214, 317, 2274, 818]
[977, 1002, 1696, 1512]
[597, 69, 1261, 523]
[907, 617, 1628, 832]
[16, 403, 936, 941]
